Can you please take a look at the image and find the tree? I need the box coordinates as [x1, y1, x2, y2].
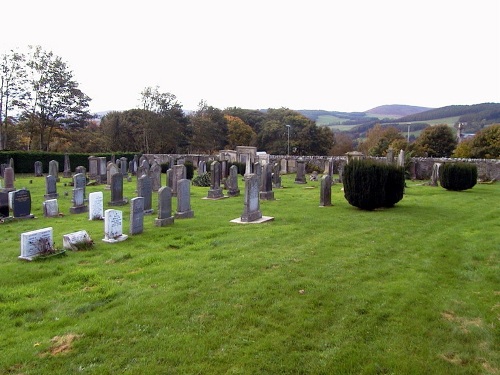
[469, 124, 500, 159]
[100, 110, 145, 152]
[358, 124, 404, 156]
[188, 101, 228, 154]
[415, 124, 457, 157]
[225, 114, 256, 149]
[331, 132, 354, 155]
[452, 138, 473, 158]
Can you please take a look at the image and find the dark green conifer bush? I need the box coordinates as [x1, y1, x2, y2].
[439, 162, 477, 191]
[343, 159, 405, 210]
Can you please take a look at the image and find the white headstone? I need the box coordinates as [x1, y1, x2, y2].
[43, 199, 59, 218]
[103, 209, 128, 243]
[63, 230, 93, 250]
[19, 227, 53, 261]
[88, 192, 104, 220]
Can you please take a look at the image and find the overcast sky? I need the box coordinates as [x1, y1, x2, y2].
[2, 0, 499, 114]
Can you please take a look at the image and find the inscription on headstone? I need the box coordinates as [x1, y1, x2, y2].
[175, 179, 194, 219]
[12, 189, 34, 218]
[155, 186, 174, 226]
[44, 175, 58, 199]
[103, 209, 128, 243]
[129, 197, 145, 235]
[19, 227, 54, 261]
[43, 199, 60, 218]
[88, 191, 104, 220]
[63, 230, 93, 250]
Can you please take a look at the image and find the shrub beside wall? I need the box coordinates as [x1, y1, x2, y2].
[439, 162, 477, 191]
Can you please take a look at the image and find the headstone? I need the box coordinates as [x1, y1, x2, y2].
[245, 157, 252, 176]
[239, 173, 265, 223]
[259, 163, 274, 200]
[129, 197, 145, 235]
[280, 158, 288, 174]
[75, 165, 86, 176]
[109, 173, 127, 206]
[88, 191, 104, 220]
[227, 165, 240, 197]
[0, 192, 9, 217]
[207, 161, 224, 199]
[128, 160, 135, 176]
[155, 186, 174, 226]
[397, 149, 405, 168]
[106, 162, 119, 187]
[63, 230, 93, 251]
[0, 163, 7, 178]
[309, 171, 319, 181]
[221, 160, 228, 179]
[63, 153, 71, 178]
[150, 161, 162, 192]
[172, 165, 186, 196]
[44, 175, 58, 199]
[2, 166, 15, 192]
[43, 199, 59, 218]
[34, 161, 43, 177]
[320, 174, 332, 207]
[272, 162, 282, 189]
[69, 187, 88, 214]
[198, 160, 206, 175]
[175, 179, 194, 219]
[73, 173, 87, 202]
[386, 148, 394, 164]
[98, 157, 107, 184]
[430, 163, 442, 186]
[119, 157, 128, 176]
[137, 175, 153, 214]
[19, 227, 54, 261]
[102, 209, 128, 243]
[48, 160, 60, 182]
[12, 189, 34, 218]
[295, 158, 307, 184]
[88, 156, 98, 179]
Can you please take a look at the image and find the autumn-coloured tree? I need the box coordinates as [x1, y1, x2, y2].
[469, 124, 500, 159]
[225, 114, 256, 149]
[331, 132, 354, 156]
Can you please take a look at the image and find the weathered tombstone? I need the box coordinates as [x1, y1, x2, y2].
[119, 157, 128, 176]
[2, 166, 15, 192]
[259, 163, 274, 200]
[207, 161, 224, 199]
[280, 158, 288, 174]
[198, 160, 206, 175]
[397, 149, 405, 168]
[272, 162, 282, 189]
[254, 162, 262, 181]
[227, 165, 240, 197]
[221, 160, 228, 179]
[150, 161, 162, 192]
[155, 186, 174, 226]
[245, 157, 252, 176]
[109, 173, 127, 206]
[12, 189, 34, 218]
[97, 157, 106, 184]
[88, 156, 98, 179]
[129, 197, 145, 235]
[386, 148, 394, 164]
[137, 175, 153, 214]
[73, 173, 87, 202]
[240, 173, 263, 222]
[44, 175, 58, 199]
[34, 161, 43, 177]
[430, 163, 442, 186]
[175, 179, 194, 219]
[102, 209, 128, 243]
[88, 191, 104, 220]
[309, 171, 319, 181]
[69, 187, 88, 214]
[172, 164, 186, 196]
[63, 230, 93, 250]
[320, 174, 332, 207]
[43, 199, 60, 218]
[106, 162, 119, 189]
[63, 153, 72, 178]
[0, 163, 7, 178]
[19, 227, 54, 260]
[295, 158, 307, 184]
[0, 192, 9, 217]
[48, 160, 60, 182]
[128, 160, 135, 176]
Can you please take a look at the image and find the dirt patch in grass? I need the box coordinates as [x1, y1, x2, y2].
[40, 333, 82, 356]
[441, 311, 483, 333]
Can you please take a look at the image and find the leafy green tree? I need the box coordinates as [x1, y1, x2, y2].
[452, 138, 473, 158]
[100, 110, 145, 152]
[188, 101, 228, 154]
[225, 114, 256, 149]
[415, 124, 457, 157]
[469, 124, 500, 159]
[358, 125, 404, 156]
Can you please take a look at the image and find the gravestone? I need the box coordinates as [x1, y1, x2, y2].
[69, 187, 88, 214]
[207, 161, 224, 199]
[73, 173, 87, 202]
[12, 189, 34, 218]
[245, 157, 252, 176]
[241, 173, 262, 222]
[109, 173, 127, 206]
[150, 161, 162, 192]
[129, 197, 145, 235]
[0, 192, 9, 217]
[320, 174, 332, 207]
[63, 153, 72, 178]
[227, 165, 240, 197]
[155, 186, 174, 226]
[102, 209, 128, 243]
[88, 156, 99, 179]
[44, 175, 58, 199]
[280, 158, 288, 174]
[397, 149, 405, 168]
[34, 161, 43, 177]
[430, 163, 442, 186]
[2, 166, 15, 192]
[128, 160, 135, 176]
[88, 191, 104, 220]
[172, 164, 186, 196]
[198, 160, 206, 175]
[259, 163, 274, 200]
[272, 162, 282, 189]
[294, 158, 307, 184]
[48, 160, 60, 182]
[63, 230, 93, 250]
[119, 157, 128, 176]
[98, 157, 107, 184]
[137, 175, 153, 214]
[175, 179, 194, 219]
[386, 148, 394, 164]
[43, 199, 59, 218]
[106, 162, 119, 189]
[19, 227, 54, 261]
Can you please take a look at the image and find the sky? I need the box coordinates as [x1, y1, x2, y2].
[2, 0, 499, 114]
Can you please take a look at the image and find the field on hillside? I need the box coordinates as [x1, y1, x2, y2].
[1, 173, 498, 374]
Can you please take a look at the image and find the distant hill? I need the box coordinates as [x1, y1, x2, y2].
[365, 104, 432, 118]
[396, 103, 500, 123]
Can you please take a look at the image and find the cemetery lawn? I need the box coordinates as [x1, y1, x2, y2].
[1, 174, 499, 375]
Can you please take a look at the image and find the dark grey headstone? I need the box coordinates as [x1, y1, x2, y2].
[44, 175, 58, 199]
[12, 189, 34, 218]
[109, 173, 127, 206]
[129, 197, 144, 235]
[137, 175, 153, 214]
[320, 174, 332, 207]
[34, 161, 43, 177]
[175, 179, 194, 219]
[241, 174, 262, 222]
[0, 192, 9, 217]
[155, 186, 174, 226]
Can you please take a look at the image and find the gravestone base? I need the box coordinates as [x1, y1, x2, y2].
[231, 215, 274, 224]
[10, 214, 35, 220]
[44, 193, 59, 200]
[207, 188, 224, 199]
[102, 234, 128, 243]
[259, 191, 275, 200]
[227, 189, 240, 197]
[109, 199, 128, 206]
[202, 195, 228, 200]
[70, 205, 88, 214]
[144, 209, 154, 215]
[175, 210, 194, 219]
[241, 210, 263, 223]
[294, 179, 307, 184]
[155, 216, 174, 227]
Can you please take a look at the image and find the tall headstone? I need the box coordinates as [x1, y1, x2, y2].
[69, 187, 88, 214]
[119, 157, 128, 176]
[19, 227, 54, 261]
[386, 148, 394, 164]
[207, 161, 224, 199]
[102, 209, 128, 243]
[397, 149, 405, 168]
[43, 199, 60, 218]
[44, 175, 58, 199]
[88, 156, 98, 179]
[129, 197, 145, 235]
[241, 173, 262, 222]
[272, 162, 282, 189]
[320, 174, 332, 207]
[106, 162, 119, 188]
[175, 179, 194, 219]
[155, 186, 174, 226]
[137, 175, 153, 214]
[430, 163, 442, 186]
[227, 165, 240, 197]
[150, 161, 162, 192]
[34, 161, 43, 177]
[280, 158, 288, 174]
[12, 189, 34, 218]
[63, 153, 71, 178]
[73, 173, 87, 202]
[0, 192, 9, 217]
[48, 160, 60, 182]
[295, 158, 307, 184]
[75, 166, 86, 178]
[98, 157, 107, 184]
[2, 166, 15, 192]
[109, 173, 127, 206]
[172, 164, 186, 196]
[88, 191, 104, 220]
[259, 163, 274, 200]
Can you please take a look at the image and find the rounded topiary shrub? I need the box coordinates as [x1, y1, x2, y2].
[439, 162, 477, 191]
[343, 159, 405, 210]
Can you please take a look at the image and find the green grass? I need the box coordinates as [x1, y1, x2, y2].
[0, 174, 499, 374]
